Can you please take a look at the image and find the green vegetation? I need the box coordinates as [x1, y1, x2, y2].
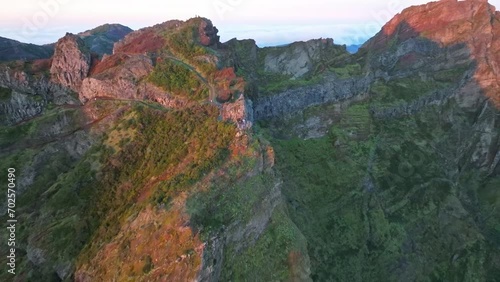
[271, 135, 369, 281]
[375, 78, 441, 101]
[165, 20, 217, 76]
[0, 104, 99, 281]
[229, 39, 258, 76]
[0, 107, 83, 148]
[331, 63, 363, 78]
[433, 66, 469, 82]
[187, 154, 307, 281]
[387, 34, 399, 52]
[2, 12, 498, 282]
[167, 23, 209, 59]
[149, 59, 208, 100]
[369, 77, 451, 109]
[149, 19, 219, 101]
[221, 205, 307, 281]
[250, 40, 354, 96]
[188, 171, 271, 237]
[1, 101, 236, 280]
[257, 71, 322, 96]
[0, 122, 32, 147]
[0, 86, 12, 101]
[337, 104, 373, 139]
[263, 97, 500, 281]
[261, 103, 376, 281]
[79, 104, 235, 264]
[0, 146, 87, 281]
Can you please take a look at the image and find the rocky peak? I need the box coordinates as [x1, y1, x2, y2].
[50, 33, 91, 92]
[380, 0, 495, 43]
[262, 38, 345, 79]
[364, 0, 500, 106]
[198, 18, 220, 47]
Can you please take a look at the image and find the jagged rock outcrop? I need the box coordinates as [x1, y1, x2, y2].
[263, 38, 336, 79]
[221, 95, 254, 124]
[197, 180, 313, 282]
[365, 0, 500, 106]
[250, 0, 500, 126]
[0, 66, 78, 125]
[50, 33, 91, 92]
[225, 39, 259, 75]
[80, 53, 193, 110]
[360, 0, 500, 173]
[0, 90, 45, 125]
[80, 54, 153, 101]
[198, 18, 220, 47]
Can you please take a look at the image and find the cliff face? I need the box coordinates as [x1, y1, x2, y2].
[50, 33, 92, 92]
[253, 74, 372, 120]
[0, 33, 91, 126]
[1, 0, 500, 281]
[365, 0, 500, 106]
[0, 65, 79, 125]
[198, 19, 220, 47]
[238, 0, 500, 280]
[246, 0, 499, 172]
[81, 54, 155, 101]
[262, 38, 337, 79]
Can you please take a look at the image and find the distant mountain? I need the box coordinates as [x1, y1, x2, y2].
[0, 24, 132, 62]
[78, 24, 133, 56]
[0, 37, 53, 62]
[346, 44, 361, 53]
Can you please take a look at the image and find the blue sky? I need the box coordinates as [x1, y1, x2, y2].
[1, 0, 499, 46]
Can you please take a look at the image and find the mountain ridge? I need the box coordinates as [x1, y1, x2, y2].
[0, 0, 499, 281]
[0, 23, 133, 62]
[0, 36, 54, 62]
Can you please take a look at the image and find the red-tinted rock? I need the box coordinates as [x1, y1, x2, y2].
[198, 19, 220, 47]
[214, 67, 244, 103]
[365, 0, 500, 107]
[50, 33, 91, 92]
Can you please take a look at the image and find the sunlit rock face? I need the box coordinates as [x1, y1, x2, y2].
[50, 33, 91, 92]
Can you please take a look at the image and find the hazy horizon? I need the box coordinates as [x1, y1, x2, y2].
[1, 0, 499, 47]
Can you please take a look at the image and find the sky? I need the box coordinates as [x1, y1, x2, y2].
[1, 0, 499, 47]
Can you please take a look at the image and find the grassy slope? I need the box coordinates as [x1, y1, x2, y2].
[0, 97, 239, 280]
